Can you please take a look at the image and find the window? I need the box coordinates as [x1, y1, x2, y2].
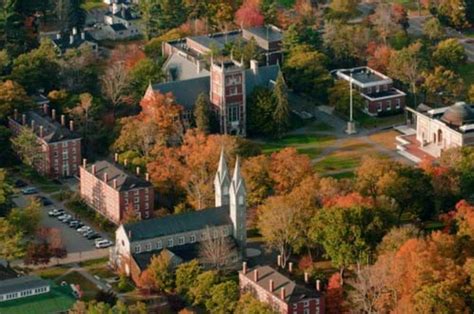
[303, 309, 310, 314]
[303, 300, 309, 307]
[238, 195, 244, 205]
[144, 211, 149, 218]
[54, 151, 58, 157]
[178, 236, 185, 245]
[293, 304, 297, 309]
[396, 99, 401, 109]
[124, 199, 129, 205]
[190, 234, 196, 243]
[145, 202, 149, 210]
[228, 104, 240, 122]
[62, 151, 68, 160]
[134, 204, 140, 210]
[134, 245, 141, 253]
[145, 243, 151, 251]
[375, 85, 380, 93]
[384, 84, 388, 91]
[377, 102, 382, 112]
[134, 190, 139, 195]
[367, 86, 372, 94]
[72, 147, 76, 154]
[145, 195, 149, 201]
[156, 240, 162, 249]
[134, 197, 139, 203]
[62, 142, 68, 148]
[386, 100, 391, 111]
[228, 86, 238, 96]
[167, 238, 174, 247]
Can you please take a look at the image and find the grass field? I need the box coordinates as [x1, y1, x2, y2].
[56, 271, 100, 301]
[368, 130, 400, 150]
[261, 134, 337, 159]
[33, 266, 70, 280]
[82, 0, 107, 11]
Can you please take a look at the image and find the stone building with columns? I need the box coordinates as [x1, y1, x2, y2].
[8, 106, 82, 178]
[110, 151, 247, 283]
[79, 159, 154, 224]
[239, 262, 325, 314]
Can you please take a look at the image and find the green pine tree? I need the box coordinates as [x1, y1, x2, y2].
[194, 92, 211, 134]
[273, 72, 290, 138]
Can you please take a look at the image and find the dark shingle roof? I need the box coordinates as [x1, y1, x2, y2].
[245, 65, 280, 95]
[241, 265, 321, 303]
[152, 76, 210, 110]
[110, 23, 128, 32]
[132, 242, 202, 271]
[52, 32, 96, 52]
[0, 276, 49, 295]
[0, 264, 17, 281]
[124, 206, 232, 241]
[106, 7, 139, 21]
[85, 160, 152, 192]
[11, 111, 80, 143]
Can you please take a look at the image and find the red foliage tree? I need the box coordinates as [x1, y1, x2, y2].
[235, 0, 264, 27]
[326, 272, 345, 314]
[367, 42, 394, 73]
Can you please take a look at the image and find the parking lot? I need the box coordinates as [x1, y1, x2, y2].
[12, 190, 111, 254]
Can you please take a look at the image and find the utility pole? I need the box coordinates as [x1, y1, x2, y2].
[345, 71, 357, 134]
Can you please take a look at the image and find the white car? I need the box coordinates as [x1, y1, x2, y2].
[48, 209, 64, 217]
[77, 226, 91, 233]
[94, 238, 105, 245]
[58, 214, 72, 222]
[95, 240, 113, 249]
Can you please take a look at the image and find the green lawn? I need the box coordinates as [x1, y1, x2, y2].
[325, 171, 356, 179]
[261, 134, 337, 159]
[0, 284, 75, 314]
[313, 155, 361, 173]
[82, 0, 107, 11]
[56, 271, 100, 301]
[34, 266, 70, 280]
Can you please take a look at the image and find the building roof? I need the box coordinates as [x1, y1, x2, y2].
[240, 265, 321, 303]
[0, 264, 18, 281]
[106, 7, 139, 21]
[124, 206, 232, 242]
[187, 31, 243, 52]
[243, 25, 283, 43]
[441, 102, 474, 127]
[84, 160, 152, 192]
[10, 110, 81, 143]
[52, 31, 96, 52]
[132, 242, 202, 271]
[0, 276, 49, 295]
[163, 52, 210, 82]
[152, 64, 279, 110]
[110, 23, 128, 32]
[152, 76, 210, 110]
[335, 66, 392, 87]
[31, 94, 50, 106]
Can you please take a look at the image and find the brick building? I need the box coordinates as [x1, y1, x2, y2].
[110, 151, 247, 282]
[239, 263, 325, 314]
[334, 66, 406, 116]
[79, 159, 154, 224]
[8, 106, 81, 178]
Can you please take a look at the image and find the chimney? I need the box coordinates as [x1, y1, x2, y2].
[14, 109, 18, 120]
[304, 272, 309, 283]
[61, 115, 65, 126]
[56, 33, 61, 40]
[114, 153, 119, 163]
[136, 167, 140, 176]
[22, 114, 26, 125]
[69, 120, 74, 131]
[72, 27, 77, 35]
[91, 165, 96, 175]
[250, 59, 259, 75]
[69, 35, 74, 45]
[103, 172, 108, 183]
[145, 173, 150, 182]
[253, 269, 259, 282]
[51, 109, 56, 121]
[269, 279, 274, 292]
[288, 262, 293, 273]
[81, 32, 85, 40]
[113, 179, 117, 189]
[39, 125, 44, 138]
[242, 262, 247, 274]
[82, 158, 87, 168]
[280, 287, 286, 300]
[43, 104, 48, 115]
[277, 255, 281, 267]
[316, 280, 321, 292]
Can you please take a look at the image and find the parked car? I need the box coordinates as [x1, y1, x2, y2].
[94, 238, 105, 245]
[21, 187, 38, 195]
[83, 229, 94, 237]
[77, 226, 91, 233]
[36, 196, 53, 206]
[15, 179, 27, 188]
[62, 216, 73, 223]
[48, 209, 64, 217]
[69, 220, 83, 228]
[95, 240, 113, 248]
[58, 214, 72, 222]
[87, 232, 100, 240]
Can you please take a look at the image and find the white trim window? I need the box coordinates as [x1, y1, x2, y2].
[167, 238, 174, 247]
[134, 245, 141, 253]
[396, 98, 401, 109]
[156, 240, 162, 249]
[178, 236, 185, 245]
[377, 102, 382, 112]
[145, 243, 152, 251]
[386, 100, 391, 111]
[190, 234, 196, 243]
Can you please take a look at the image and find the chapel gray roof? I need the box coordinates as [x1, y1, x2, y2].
[163, 52, 210, 81]
[132, 243, 200, 271]
[188, 31, 242, 51]
[241, 265, 321, 303]
[10, 111, 81, 143]
[244, 65, 280, 95]
[152, 76, 210, 110]
[0, 276, 49, 295]
[124, 206, 232, 241]
[85, 160, 152, 191]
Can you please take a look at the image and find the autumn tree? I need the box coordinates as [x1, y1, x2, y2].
[0, 80, 32, 121]
[235, 0, 264, 27]
[423, 17, 445, 41]
[147, 251, 175, 293]
[422, 66, 465, 106]
[242, 154, 274, 208]
[205, 280, 239, 313]
[8, 198, 41, 236]
[326, 273, 344, 314]
[371, 3, 401, 44]
[11, 127, 43, 168]
[175, 260, 202, 302]
[469, 84, 474, 102]
[273, 72, 290, 138]
[377, 225, 419, 254]
[0, 218, 24, 263]
[439, 147, 474, 199]
[367, 43, 394, 73]
[235, 293, 275, 314]
[189, 270, 219, 306]
[101, 62, 130, 118]
[433, 38, 466, 69]
[193, 93, 211, 134]
[199, 227, 237, 272]
[284, 44, 332, 101]
[128, 57, 163, 103]
[329, 0, 359, 16]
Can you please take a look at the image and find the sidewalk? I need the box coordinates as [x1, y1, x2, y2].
[12, 249, 109, 269]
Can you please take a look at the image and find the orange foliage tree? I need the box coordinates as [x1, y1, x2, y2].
[326, 273, 345, 314]
[235, 0, 264, 27]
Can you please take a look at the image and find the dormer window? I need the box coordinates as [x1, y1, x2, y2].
[238, 195, 244, 205]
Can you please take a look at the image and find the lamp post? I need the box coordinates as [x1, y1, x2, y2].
[345, 71, 357, 134]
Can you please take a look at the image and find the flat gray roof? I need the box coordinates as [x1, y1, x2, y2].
[0, 276, 49, 295]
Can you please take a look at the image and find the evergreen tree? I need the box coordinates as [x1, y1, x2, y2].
[273, 72, 290, 138]
[66, 0, 85, 31]
[194, 93, 211, 134]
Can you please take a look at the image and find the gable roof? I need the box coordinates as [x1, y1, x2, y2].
[132, 242, 201, 271]
[241, 265, 321, 303]
[52, 31, 96, 52]
[244, 65, 280, 95]
[152, 76, 210, 110]
[84, 160, 152, 192]
[124, 206, 232, 242]
[0, 276, 49, 295]
[10, 111, 81, 143]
